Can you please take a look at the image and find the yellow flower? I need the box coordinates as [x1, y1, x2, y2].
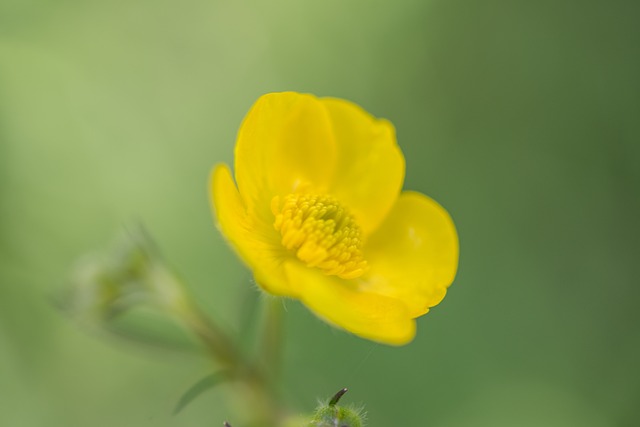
[210, 92, 458, 345]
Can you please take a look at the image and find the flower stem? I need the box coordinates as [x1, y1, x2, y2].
[177, 302, 240, 370]
[175, 297, 286, 426]
[260, 296, 284, 379]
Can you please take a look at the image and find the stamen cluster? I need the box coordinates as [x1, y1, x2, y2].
[272, 194, 367, 279]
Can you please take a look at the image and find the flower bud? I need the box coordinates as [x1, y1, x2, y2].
[63, 228, 189, 322]
[308, 389, 365, 427]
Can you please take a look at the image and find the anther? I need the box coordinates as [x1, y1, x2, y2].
[272, 194, 367, 279]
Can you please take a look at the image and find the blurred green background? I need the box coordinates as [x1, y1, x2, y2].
[1, 0, 639, 426]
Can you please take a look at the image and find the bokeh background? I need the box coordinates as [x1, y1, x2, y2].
[1, 0, 639, 426]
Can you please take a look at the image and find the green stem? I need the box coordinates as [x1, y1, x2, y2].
[175, 298, 286, 426]
[178, 302, 240, 370]
[260, 296, 284, 380]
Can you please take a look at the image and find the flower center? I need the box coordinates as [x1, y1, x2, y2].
[271, 194, 367, 279]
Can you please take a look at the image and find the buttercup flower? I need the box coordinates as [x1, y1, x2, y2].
[210, 92, 458, 345]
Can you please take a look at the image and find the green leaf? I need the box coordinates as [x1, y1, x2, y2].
[173, 372, 228, 415]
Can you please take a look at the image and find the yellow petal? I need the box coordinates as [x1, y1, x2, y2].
[285, 261, 416, 345]
[362, 191, 459, 318]
[320, 97, 405, 235]
[209, 164, 293, 296]
[234, 92, 337, 213]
